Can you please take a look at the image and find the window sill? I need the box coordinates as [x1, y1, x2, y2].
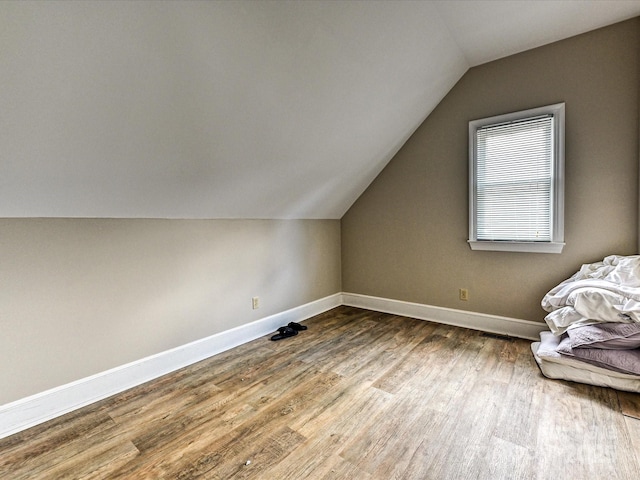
[468, 240, 565, 254]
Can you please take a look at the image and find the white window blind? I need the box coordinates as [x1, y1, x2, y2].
[468, 103, 565, 254]
[476, 115, 553, 242]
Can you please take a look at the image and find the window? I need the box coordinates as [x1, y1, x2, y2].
[468, 103, 565, 253]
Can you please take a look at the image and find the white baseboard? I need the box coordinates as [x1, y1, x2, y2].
[0, 293, 342, 440]
[0, 292, 544, 440]
[342, 292, 545, 341]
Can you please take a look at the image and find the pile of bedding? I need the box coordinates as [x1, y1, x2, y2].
[532, 255, 640, 392]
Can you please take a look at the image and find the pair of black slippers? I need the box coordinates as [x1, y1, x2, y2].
[270, 322, 307, 341]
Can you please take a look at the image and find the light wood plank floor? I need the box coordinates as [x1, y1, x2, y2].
[1, 306, 640, 479]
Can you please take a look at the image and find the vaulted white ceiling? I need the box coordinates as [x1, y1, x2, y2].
[2, 0, 639, 218]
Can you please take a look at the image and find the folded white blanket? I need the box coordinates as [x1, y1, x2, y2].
[571, 254, 640, 286]
[542, 255, 640, 334]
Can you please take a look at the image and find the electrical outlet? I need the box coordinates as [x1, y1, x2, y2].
[252, 296, 259, 309]
[459, 288, 469, 301]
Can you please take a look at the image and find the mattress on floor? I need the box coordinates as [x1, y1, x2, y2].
[531, 341, 640, 393]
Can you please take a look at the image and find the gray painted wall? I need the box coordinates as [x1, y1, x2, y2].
[342, 19, 639, 323]
[0, 218, 341, 404]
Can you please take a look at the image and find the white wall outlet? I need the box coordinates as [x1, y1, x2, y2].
[252, 296, 259, 309]
[459, 288, 469, 301]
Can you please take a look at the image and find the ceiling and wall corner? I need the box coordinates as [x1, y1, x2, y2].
[2, 0, 639, 219]
[341, 17, 640, 323]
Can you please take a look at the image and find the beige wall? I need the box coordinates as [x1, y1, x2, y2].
[0, 218, 340, 404]
[342, 19, 639, 323]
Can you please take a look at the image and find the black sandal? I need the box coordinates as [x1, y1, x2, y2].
[270, 326, 298, 341]
[287, 322, 307, 331]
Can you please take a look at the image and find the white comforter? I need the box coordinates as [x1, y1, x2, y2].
[542, 255, 640, 335]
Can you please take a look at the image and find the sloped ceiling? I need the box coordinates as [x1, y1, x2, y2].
[2, 0, 639, 219]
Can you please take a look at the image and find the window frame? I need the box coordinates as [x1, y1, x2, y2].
[468, 103, 565, 254]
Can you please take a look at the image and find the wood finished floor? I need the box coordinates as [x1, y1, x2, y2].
[2, 306, 640, 479]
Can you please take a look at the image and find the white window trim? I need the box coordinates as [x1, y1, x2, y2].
[468, 103, 565, 254]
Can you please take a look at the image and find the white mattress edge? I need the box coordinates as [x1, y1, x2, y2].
[531, 341, 640, 393]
